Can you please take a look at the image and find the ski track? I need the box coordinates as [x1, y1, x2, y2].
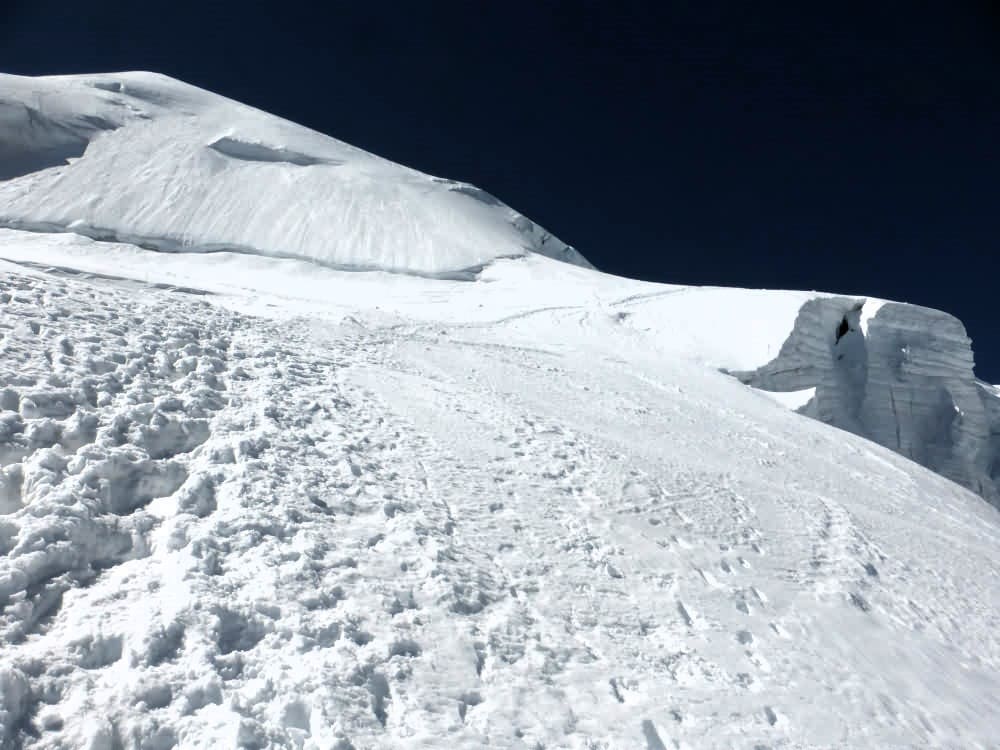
[0, 267, 998, 749]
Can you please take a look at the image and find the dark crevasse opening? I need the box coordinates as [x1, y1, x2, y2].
[830, 307, 868, 429]
[835, 316, 850, 342]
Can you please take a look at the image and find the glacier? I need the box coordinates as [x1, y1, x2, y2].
[0, 72, 998, 749]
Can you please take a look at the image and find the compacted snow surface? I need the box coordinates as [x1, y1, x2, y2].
[1, 73, 999, 749]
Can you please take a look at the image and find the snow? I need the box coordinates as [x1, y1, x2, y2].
[2, 242, 999, 749]
[1, 72, 999, 749]
[6, 226, 995, 505]
[747, 385, 817, 411]
[0, 72, 589, 278]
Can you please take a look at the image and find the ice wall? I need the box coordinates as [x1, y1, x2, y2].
[731, 296, 1000, 506]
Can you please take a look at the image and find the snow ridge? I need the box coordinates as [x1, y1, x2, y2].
[0, 72, 590, 278]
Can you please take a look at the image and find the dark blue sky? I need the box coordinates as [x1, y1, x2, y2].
[3, 1, 999, 379]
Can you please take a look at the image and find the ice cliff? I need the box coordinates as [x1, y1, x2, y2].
[730, 296, 1000, 506]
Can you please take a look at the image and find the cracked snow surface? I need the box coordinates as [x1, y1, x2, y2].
[0, 267, 998, 749]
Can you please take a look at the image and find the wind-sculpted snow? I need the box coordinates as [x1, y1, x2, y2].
[730, 296, 1000, 507]
[0, 72, 589, 278]
[0, 264, 998, 749]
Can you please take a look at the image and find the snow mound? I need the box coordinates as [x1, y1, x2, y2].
[0, 72, 589, 278]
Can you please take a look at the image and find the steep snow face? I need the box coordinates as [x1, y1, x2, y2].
[732, 296, 1000, 506]
[0, 72, 589, 278]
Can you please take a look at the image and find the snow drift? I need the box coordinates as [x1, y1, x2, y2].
[0, 72, 589, 278]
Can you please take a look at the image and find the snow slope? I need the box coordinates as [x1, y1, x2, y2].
[1, 73, 999, 749]
[1, 238, 999, 749]
[0, 72, 588, 278]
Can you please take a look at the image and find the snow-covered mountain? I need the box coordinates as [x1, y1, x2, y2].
[0, 72, 587, 277]
[0, 72, 998, 749]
